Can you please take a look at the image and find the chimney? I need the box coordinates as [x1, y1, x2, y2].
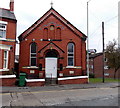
[10, 0, 14, 12]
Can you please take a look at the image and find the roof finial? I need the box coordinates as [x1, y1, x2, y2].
[50, 1, 53, 8]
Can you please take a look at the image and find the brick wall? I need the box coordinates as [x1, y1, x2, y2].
[58, 78, 88, 85]
[26, 81, 45, 87]
[92, 54, 120, 78]
[0, 78, 16, 86]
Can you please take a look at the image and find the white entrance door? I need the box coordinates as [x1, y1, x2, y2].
[45, 58, 57, 78]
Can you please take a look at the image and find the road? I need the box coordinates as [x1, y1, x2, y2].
[1, 86, 119, 107]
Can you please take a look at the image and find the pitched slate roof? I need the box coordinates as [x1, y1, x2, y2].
[0, 8, 16, 20]
[89, 53, 103, 59]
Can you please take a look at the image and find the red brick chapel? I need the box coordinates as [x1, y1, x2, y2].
[18, 6, 88, 86]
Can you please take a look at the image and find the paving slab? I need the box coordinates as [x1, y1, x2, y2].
[1, 82, 119, 94]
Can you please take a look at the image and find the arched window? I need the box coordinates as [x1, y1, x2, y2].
[50, 25, 55, 39]
[67, 43, 74, 66]
[30, 43, 37, 66]
[56, 27, 61, 39]
[44, 28, 48, 39]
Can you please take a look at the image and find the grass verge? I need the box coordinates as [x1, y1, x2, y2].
[89, 78, 120, 83]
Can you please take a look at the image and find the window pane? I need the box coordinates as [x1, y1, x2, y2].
[68, 43, 74, 66]
[4, 60, 7, 68]
[68, 58, 73, 66]
[0, 30, 3, 38]
[4, 51, 7, 58]
[3, 51, 8, 68]
[31, 43, 36, 53]
[0, 30, 6, 38]
[3, 30, 6, 38]
[0, 25, 5, 29]
[68, 43, 74, 52]
[31, 58, 36, 66]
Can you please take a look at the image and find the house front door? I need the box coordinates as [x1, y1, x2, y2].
[45, 58, 57, 84]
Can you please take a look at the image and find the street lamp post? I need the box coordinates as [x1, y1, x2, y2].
[87, 0, 92, 83]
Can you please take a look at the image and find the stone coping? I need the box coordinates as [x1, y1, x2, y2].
[25, 78, 45, 82]
[58, 76, 88, 81]
[0, 75, 16, 78]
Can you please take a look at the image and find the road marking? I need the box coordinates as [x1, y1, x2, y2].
[99, 88, 113, 89]
[0, 87, 115, 96]
[0, 88, 88, 95]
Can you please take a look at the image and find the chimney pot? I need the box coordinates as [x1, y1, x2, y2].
[10, 0, 14, 11]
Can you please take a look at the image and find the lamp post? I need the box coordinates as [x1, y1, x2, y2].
[87, 0, 92, 83]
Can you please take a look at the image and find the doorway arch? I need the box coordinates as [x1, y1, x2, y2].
[45, 49, 59, 58]
[44, 49, 59, 85]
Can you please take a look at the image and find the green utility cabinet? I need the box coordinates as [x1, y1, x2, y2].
[19, 73, 26, 86]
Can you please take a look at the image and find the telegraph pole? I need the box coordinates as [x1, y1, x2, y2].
[102, 22, 105, 83]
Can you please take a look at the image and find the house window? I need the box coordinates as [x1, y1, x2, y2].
[67, 43, 74, 66]
[3, 50, 8, 69]
[30, 43, 37, 66]
[0, 23, 7, 39]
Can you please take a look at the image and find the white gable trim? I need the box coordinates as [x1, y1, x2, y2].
[52, 11, 74, 31]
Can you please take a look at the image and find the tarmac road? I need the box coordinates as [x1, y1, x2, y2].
[1, 83, 119, 107]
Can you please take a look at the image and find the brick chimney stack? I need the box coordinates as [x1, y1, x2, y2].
[10, 0, 14, 12]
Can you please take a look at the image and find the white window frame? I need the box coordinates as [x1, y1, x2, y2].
[67, 43, 74, 66]
[30, 43, 37, 66]
[3, 50, 9, 69]
[0, 21, 7, 40]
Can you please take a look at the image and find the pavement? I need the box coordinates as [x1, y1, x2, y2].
[0, 82, 119, 94]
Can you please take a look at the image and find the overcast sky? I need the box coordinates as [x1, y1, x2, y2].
[0, 0, 119, 55]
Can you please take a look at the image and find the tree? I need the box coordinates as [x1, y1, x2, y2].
[105, 40, 120, 79]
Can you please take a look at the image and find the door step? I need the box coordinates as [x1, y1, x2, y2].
[45, 78, 57, 85]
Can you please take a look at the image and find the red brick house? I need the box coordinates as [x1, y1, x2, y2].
[18, 7, 88, 86]
[89, 53, 120, 78]
[0, 0, 17, 86]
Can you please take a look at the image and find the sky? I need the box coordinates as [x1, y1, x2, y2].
[0, 0, 119, 55]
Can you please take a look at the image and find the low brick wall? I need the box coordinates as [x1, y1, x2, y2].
[25, 77, 88, 86]
[0, 75, 16, 86]
[58, 76, 88, 85]
[25, 78, 45, 87]
[26, 81, 45, 86]
[58, 78, 88, 85]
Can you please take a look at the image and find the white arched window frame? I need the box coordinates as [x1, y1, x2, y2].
[30, 43, 37, 66]
[67, 43, 74, 66]
[3, 50, 9, 69]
